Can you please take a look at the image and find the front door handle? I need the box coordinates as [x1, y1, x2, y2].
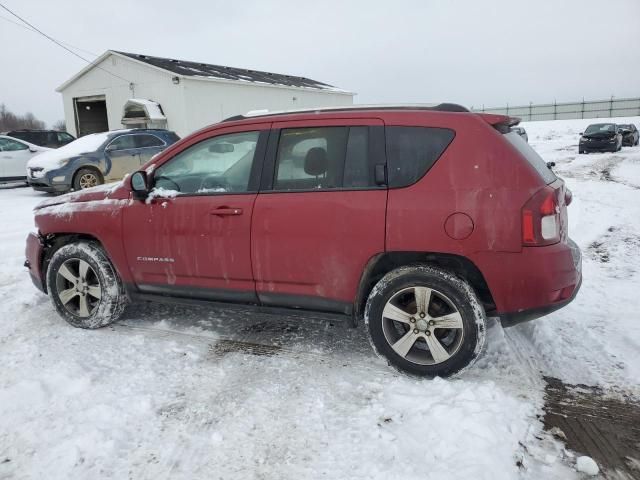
[211, 207, 243, 216]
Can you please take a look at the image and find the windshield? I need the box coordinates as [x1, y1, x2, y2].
[584, 124, 615, 135]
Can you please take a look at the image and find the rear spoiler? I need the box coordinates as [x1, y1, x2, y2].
[478, 114, 521, 133]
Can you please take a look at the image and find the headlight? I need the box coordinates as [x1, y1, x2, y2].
[580, 136, 588, 142]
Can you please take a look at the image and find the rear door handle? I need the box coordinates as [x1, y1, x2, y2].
[211, 208, 243, 216]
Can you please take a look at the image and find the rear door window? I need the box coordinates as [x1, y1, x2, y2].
[57, 132, 74, 145]
[273, 126, 374, 191]
[385, 126, 455, 188]
[504, 131, 556, 184]
[134, 134, 165, 148]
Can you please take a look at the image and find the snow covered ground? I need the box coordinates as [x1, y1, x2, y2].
[1, 117, 639, 479]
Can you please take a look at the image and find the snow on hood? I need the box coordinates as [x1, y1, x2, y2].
[34, 181, 124, 211]
[26, 130, 131, 170]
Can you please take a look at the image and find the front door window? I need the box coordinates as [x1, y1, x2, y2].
[153, 131, 260, 194]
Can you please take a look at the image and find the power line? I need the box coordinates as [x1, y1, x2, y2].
[0, 14, 100, 58]
[0, 2, 132, 85]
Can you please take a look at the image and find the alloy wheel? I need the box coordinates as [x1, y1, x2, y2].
[79, 173, 98, 189]
[55, 258, 102, 317]
[381, 286, 464, 365]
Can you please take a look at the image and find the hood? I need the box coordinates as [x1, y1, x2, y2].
[26, 130, 117, 170]
[27, 148, 85, 170]
[34, 182, 127, 211]
[583, 132, 616, 139]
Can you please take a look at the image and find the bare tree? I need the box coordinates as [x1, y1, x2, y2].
[52, 119, 67, 131]
[0, 103, 46, 131]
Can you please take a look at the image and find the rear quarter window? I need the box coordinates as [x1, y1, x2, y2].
[504, 131, 556, 184]
[386, 126, 455, 188]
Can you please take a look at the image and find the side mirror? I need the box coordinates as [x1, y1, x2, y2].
[105, 144, 118, 152]
[29, 147, 38, 153]
[130, 171, 149, 200]
[579, 132, 583, 136]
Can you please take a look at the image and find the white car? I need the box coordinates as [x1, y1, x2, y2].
[0, 135, 50, 183]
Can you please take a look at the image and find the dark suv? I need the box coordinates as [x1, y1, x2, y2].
[4, 130, 75, 149]
[25, 105, 582, 377]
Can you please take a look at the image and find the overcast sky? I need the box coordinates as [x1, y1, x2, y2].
[1, 0, 639, 126]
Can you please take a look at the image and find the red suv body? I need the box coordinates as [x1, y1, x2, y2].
[25, 105, 581, 376]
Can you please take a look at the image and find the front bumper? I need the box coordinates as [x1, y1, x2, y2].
[25, 232, 46, 293]
[27, 169, 71, 193]
[579, 140, 617, 152]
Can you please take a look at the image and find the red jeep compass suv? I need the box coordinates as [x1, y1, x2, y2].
[25, 104, 582, 377]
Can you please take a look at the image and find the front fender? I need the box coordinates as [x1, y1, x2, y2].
[34, 198, 133, 284]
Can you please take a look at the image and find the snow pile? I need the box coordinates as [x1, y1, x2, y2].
[575, 456, 599, 476]
[2, 115, 640, 478]
[26, 130, 131, 171]
[517, 116, 640, 389]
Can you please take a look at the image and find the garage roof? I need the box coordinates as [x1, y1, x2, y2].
[115, 51, 346, 92]
[56, 50, 353, 94]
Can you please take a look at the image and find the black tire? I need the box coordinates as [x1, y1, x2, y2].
[46, 241, 127, 328]
[73, 168, 103, 191]
[365, 265, 486, 378]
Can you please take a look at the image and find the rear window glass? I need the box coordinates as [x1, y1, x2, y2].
[504, 131, 556, 184]
[386, 126, 455, 188]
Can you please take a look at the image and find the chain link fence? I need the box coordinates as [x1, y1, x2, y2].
[471, 96, 640, 121]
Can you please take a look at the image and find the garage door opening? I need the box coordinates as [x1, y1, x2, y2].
[74, 96, 108, 137]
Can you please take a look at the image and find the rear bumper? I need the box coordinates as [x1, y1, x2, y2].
[475, 239, 582, 325]
[498, 274, 582, 327]
[25, 232, 46, 293]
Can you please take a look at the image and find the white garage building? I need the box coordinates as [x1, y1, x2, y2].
[56, 50, 354, 138]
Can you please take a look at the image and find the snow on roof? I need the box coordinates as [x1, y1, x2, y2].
[124, 99, 165, 120]
[115, 51, 351, 93]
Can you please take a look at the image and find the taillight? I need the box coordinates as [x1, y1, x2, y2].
[522, 187, 560, 246]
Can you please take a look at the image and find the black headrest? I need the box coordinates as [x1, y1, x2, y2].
[304, 147, 328, 176]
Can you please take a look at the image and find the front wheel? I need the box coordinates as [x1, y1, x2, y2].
[73, 168, 103, 190]
[365, 265, 486, 378]
[46, 241, 127, 328]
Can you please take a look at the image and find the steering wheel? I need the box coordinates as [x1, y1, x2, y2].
[200, 176, 230, 192]
[154, 175, 181, 192]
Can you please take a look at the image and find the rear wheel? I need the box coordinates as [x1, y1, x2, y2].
[365, 265, 486, 377]
[46, 241, 127, 328]
[73, 168, 103, 190]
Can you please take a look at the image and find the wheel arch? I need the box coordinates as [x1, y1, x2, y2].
[354, 251, 496, 322]
[39, 233, 107, 293]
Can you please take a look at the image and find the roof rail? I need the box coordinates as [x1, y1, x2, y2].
[221, 103, 469, 122]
